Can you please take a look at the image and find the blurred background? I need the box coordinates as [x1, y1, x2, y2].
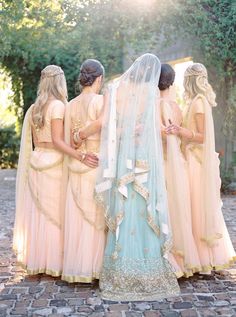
[0, 0, 235, 191]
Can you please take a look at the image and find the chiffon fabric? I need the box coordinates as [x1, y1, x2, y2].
[62, 94, 106, 283]
[183, 94, 236, 272]
[13, 102, 65, 276]
[95, 54, 179, 301]
[161, 100, 201, 278]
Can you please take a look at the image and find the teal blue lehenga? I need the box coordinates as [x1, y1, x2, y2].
[95, 54, 180, 301]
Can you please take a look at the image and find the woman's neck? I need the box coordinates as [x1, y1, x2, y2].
[82, 85, 98, 95]
[160, 88, 171, 100]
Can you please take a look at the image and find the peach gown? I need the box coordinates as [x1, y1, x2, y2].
[62, 94, 106, 283]
[13, 102, 65, 276]
[183, 94, 236, 272]
[161, 100, 201, 278]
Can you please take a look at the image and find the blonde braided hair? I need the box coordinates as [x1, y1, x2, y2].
[32, 65, 67, 129]
[184, 63, 216, 107]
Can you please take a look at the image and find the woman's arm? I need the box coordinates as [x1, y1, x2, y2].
[78, 118, 102, 140]
[165, 99, 205, 144]
[51, 119, 98, 167]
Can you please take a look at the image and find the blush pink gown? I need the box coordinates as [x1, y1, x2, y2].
[183, 94, 235, 272]
[161, 99, 201, 278]
[13, 102, 65, 276]
[62, 94, 106, 283]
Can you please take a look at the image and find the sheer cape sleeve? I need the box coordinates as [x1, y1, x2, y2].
[13, 106, 33, 261]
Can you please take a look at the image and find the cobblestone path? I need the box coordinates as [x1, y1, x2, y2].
[0, 169, 236, 317]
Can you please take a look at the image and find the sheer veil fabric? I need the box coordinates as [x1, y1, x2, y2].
[95, 54, 179, 301]
[13, 107, 33, 262]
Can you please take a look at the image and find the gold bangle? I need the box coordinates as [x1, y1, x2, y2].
[73, 131, 82, 144]
[79, 152, 86, 162]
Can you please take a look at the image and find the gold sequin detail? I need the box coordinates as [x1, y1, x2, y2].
[100, 256, 180, 301]
[146, 213, 160, 236]
[117, 172, 135, 187]
[135, 160, 149, 170]
[133, 180, 149, 201]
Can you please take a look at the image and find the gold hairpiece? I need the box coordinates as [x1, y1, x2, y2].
[184, 63, 207, 78]
[41, 69, 64, 79]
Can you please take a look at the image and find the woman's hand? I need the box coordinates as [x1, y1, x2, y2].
[165, 124, 181, 135]
[82, 152, 99, 168]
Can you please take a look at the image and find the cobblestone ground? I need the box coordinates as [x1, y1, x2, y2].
[0, 169, 236, 317]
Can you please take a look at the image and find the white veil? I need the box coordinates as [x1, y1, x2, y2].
[95, 53, 172, 257]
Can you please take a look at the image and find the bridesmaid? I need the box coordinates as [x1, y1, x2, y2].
[159, 64, 201, 277]
[62, 59, 106, 283]
[166, 63, 236, 273]
[13, 65, 97, 276]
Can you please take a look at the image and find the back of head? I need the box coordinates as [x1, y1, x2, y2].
[126, 53, 161, 85]
[78, 59, 104, 90]
[158, 64, 175, 90]
[184, 63, 216, 107]
[32, 65, 67, 129]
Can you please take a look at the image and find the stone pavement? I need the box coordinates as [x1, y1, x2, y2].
[0, 169, 236, 317]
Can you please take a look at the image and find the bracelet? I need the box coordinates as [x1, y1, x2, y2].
[189, 130, 196, 140]
[79, 153, 86, 162]
[73, 131, 83, 144]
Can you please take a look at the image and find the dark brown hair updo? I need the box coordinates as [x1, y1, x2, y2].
[158, 63, 175, 90]
[79, 59, 104, 87]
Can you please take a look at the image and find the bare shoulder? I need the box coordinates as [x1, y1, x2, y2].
[68, 96, 79, 105]
[96, 94, 104, 103]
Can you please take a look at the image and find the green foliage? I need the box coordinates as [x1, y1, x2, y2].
[220, 157, 235, 194]
[223, 87, 236, 137]
[164, 0, 236, 71]
[0, 0, 235, 137]
[164, 0, 236, 137]
[0, 126, 20, 169]
[0, 0, 165, 118]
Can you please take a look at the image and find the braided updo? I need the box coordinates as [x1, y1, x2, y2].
[158, 64, 175, 91]
[184, 63, 216, 107]
[79, 59, 104, 87]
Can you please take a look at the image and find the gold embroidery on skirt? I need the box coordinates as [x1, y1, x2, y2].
[100, 256, 180, 301]
[62, 272, 100, 283]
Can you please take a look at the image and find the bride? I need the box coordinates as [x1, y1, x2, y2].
[95, 53, 179, 301]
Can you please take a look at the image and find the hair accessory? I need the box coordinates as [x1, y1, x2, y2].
[184, 63, 207, 78]
[41, 67, 64, 79]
